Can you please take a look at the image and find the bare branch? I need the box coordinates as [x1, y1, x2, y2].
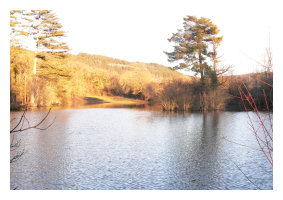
[10, 108, 54, 164]
[10, 108, 53, 133]
[10, 109, 27, 133]
[226, 154, 261, 190]
[10, 150, 25, 163]
[216, 65, 233, 76]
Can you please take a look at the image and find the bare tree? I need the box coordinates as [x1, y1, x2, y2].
[10, 108, 54, 163]
[225, 44, 273, 189]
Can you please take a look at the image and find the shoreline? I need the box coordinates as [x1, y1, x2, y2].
[10, 95, 148, 111]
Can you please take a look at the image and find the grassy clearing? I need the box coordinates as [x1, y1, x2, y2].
[82, 96, 146, 105]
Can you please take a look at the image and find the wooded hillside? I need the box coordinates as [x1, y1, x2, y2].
[11, 47, 272, 111]
[10, 11, 273, 112]
[10, 47, 195, 109]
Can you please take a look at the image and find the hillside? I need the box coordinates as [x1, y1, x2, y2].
[10, 48, 195, 109]
[10, 47, 272, 112]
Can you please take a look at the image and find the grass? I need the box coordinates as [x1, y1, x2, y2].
[82, 95, 146, 106]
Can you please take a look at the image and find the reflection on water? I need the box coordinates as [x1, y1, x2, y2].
[10, 108, 273, 190]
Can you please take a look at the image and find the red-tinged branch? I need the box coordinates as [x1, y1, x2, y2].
[263, 88, 273, 133]
[223, 137, 268, 153]
[238, 86, 273, 166]
[255, 78, 273, 88]
[239, 80, 272, 152]
[226, 153, 261, 189]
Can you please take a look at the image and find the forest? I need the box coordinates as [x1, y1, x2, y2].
[10, 10, 273, 112]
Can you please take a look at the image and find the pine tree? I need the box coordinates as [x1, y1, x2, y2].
[10, 10, 30, 47]
[165, 16, 222, 82]
[165, 15, 223, 111]
[21, 10, 70, 106]
[23, 10, 69, 75]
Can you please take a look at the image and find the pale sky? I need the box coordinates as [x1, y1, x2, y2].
[7, 0, 283, 74]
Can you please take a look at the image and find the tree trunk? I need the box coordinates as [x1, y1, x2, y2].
[30, 15, 40, 107]
[24, 74, 26, 105]
[199, 51, 205, 112]
[30, 75, 36, 107]
[30, 57, 37, 107]
[213, 89, 218, 111]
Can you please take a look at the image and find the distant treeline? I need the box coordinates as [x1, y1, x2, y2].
[224, 72, 273, 111]
[10, 47, 273, 111]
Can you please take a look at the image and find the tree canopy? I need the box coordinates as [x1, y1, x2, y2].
[10, 10, 70, 107]
[23, 10, 69, 53]
[165, 15, 223, 81]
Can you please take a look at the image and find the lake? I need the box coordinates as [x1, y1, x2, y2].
[10, 107, 273, 190]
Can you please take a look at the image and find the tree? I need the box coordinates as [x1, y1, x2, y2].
[21, 10, 70, 106]
[10, 11, 31, 107]
[23, 10, 69, 73]
[10, 10, 30, 47]
[165, 15, 223, 111]
[10, 10, 21, 47]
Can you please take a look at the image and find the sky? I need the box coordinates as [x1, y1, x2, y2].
[51, 0, 281, 75]
[6, 0, 283, 75]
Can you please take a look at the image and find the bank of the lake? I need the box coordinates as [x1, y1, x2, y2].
[11, 95, 149, 111]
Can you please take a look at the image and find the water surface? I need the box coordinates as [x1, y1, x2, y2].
[10, 108, 273, 190]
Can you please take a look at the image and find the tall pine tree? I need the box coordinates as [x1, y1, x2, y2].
[23, 10, 69, 75]
[21, 10, 70, 106]
[165, 15, 223, 111]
